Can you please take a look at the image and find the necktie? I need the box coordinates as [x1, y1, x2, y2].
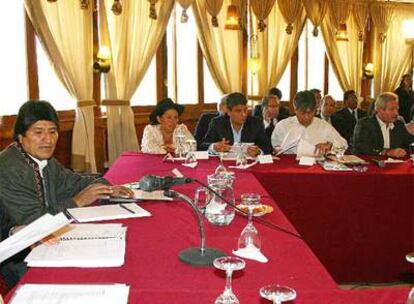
[266, 119, 275, 137]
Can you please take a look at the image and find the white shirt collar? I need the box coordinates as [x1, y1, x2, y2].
[376, 115, 395, 130]
[29, 155, 48, 176]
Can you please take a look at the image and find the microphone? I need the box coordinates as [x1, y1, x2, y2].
[139, 175, 194, 191]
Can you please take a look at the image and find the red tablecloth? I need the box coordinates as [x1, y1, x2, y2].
[251, 155, 414, 283]
[5, 153, 412, 303]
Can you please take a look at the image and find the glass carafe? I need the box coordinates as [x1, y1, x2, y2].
[194, 173, 235, 226]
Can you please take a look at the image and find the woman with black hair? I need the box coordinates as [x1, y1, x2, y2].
[394, 74, 414, 123]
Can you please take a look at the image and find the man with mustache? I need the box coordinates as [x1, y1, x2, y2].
[0, 101, 133, 225]
[353, 92, 414, 157]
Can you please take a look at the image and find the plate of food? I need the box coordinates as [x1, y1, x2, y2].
[236, 204, 274, 217]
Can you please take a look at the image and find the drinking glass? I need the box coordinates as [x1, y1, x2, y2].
[185, 139, 197, 164]
[213, 256, 245, 304]
[174, 126, 186, 158]
[238, 193, 261, 250]
[215, 151, 228, 175]
[259, 284, 297, 304]
[235, 143, 247, 167]
[406, 253, 414, 304]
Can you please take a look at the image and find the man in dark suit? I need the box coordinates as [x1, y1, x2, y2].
[193, 95, 228, 149]
[200, 92, 273, 156]
[252, 87, 290, 120]
[332, 90, 366, 145]
[353, 92, 414, 157]
[261, 94, 290, 139]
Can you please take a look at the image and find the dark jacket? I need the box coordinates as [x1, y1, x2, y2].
[332, 107, 367, 145]
[0, 203, 14, 242]
[0, 144, 109, 225]
[395, 87, 414, 123]
[252, 104, 290, 121]
[352, 116, 414, 155]
[200, 115, 273, 154]
[194, 112, 220, 149]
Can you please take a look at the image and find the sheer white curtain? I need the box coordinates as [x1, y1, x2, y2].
[25, 0, 96, 172]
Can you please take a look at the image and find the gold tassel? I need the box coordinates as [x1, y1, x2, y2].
[111, 0, 122, 15]
[258, 20, 266, 32]
[378, 32, 386, 43]
[312, 26, 319, 37]
[285, 23, 293, 35]
[80, 0, 89, 9]
[358, 31, 364, 42]
[180, 9, 189, 23]
[211, 16, 218, 27]
[149, 1, 157, 20]
[47, 0, 58, 2]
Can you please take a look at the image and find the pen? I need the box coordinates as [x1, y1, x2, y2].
[119, 203, 136, 214]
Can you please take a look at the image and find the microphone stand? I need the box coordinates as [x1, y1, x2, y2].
[163, 189, 226, 267]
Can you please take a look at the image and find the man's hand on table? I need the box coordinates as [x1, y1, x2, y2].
[383, 148, 407, 158]
[73, 184, 135, 207]
[213, 138, 231, 153]
[247, 145, 260, 157]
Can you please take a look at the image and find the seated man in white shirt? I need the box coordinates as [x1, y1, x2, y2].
[272, 90, 348, 155]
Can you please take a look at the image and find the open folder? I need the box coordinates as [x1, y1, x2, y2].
[25, 224, 127, 268]
[9, 284, 129, 304]
[0, 213, 70, 263]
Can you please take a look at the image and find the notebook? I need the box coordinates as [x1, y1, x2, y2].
[25, 224, 126, 268]
[66, 202, 151, 223]
[0, 213, 70, 263]
[9, 284, 129, 304]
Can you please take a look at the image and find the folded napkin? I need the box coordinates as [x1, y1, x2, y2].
[232, 244, 268, 263]
[228, 161, 258, 170]
[182, 162, 198, 168]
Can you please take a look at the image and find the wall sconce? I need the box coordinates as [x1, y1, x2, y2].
[363, 63, 374, 79]
[93, 46, 111, 73]
[336, 23, 348, 42]
[224, 4, 240, 30]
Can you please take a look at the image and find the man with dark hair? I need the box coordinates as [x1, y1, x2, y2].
[252, 87, 290, 120]
[310, 88, 322, 115]
[332, 90, 366, 145]
[272, 91, 347, 155]
[200, 92, 272, 156]
[353, 92, 414, 157]
[193, 94, 228, 149]
[261, 95, 289, 138]
[0, 100, 132, 225]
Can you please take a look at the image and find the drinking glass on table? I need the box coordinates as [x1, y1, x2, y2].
[260, 284, 297, 304]
[238, 193, 261, 251]
[184, 139, 197, 164]
[215, 151, 228, 175]
[213, 256, 245, 304]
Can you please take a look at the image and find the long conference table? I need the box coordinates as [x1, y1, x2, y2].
[6, 152, 412, 303]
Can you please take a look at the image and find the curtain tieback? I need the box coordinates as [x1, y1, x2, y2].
[77, 100, 96, 107]
[102, 99, 131, 106]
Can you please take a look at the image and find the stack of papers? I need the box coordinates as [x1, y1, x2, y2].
[25, 224, 127, 268]
[0, 213, 70, 263]
[66, 203, 151, 223]
[9, 284, 129, 304]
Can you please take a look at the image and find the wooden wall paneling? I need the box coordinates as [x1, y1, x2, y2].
[361, 18, 374, 98]
[324, 53, 329, 96]
[197, 42, 204, 104]
[289, 48, 299, 113]
[156, 34, 168, 102]
[25, 11, 39, 100]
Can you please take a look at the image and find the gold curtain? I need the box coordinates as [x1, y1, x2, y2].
[321, 4, 363, 93]
[301, 0, 328, 37]
[277, 0, 302, 35]
[328, 0, 350, 32]
[24, 0, 97, 173]
[370, 2, 395, 44]
[193, 0, 244, 94]
[352, 0, 369, 41]
[250, 2, 306, 95]
[205, 0, 224, 27]
[373, 6, 414, 96]
[250, 0, 276, 32]
[100, 0, 174, 164]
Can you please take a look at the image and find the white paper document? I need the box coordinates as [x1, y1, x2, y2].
[0, 213, 70, 263]
[278, 126, 304, 155]
[67, 203, 151, 223]
[25, 224, 127, 268]
[9, 284, 130, 304]
[296, 139, 316, 159]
